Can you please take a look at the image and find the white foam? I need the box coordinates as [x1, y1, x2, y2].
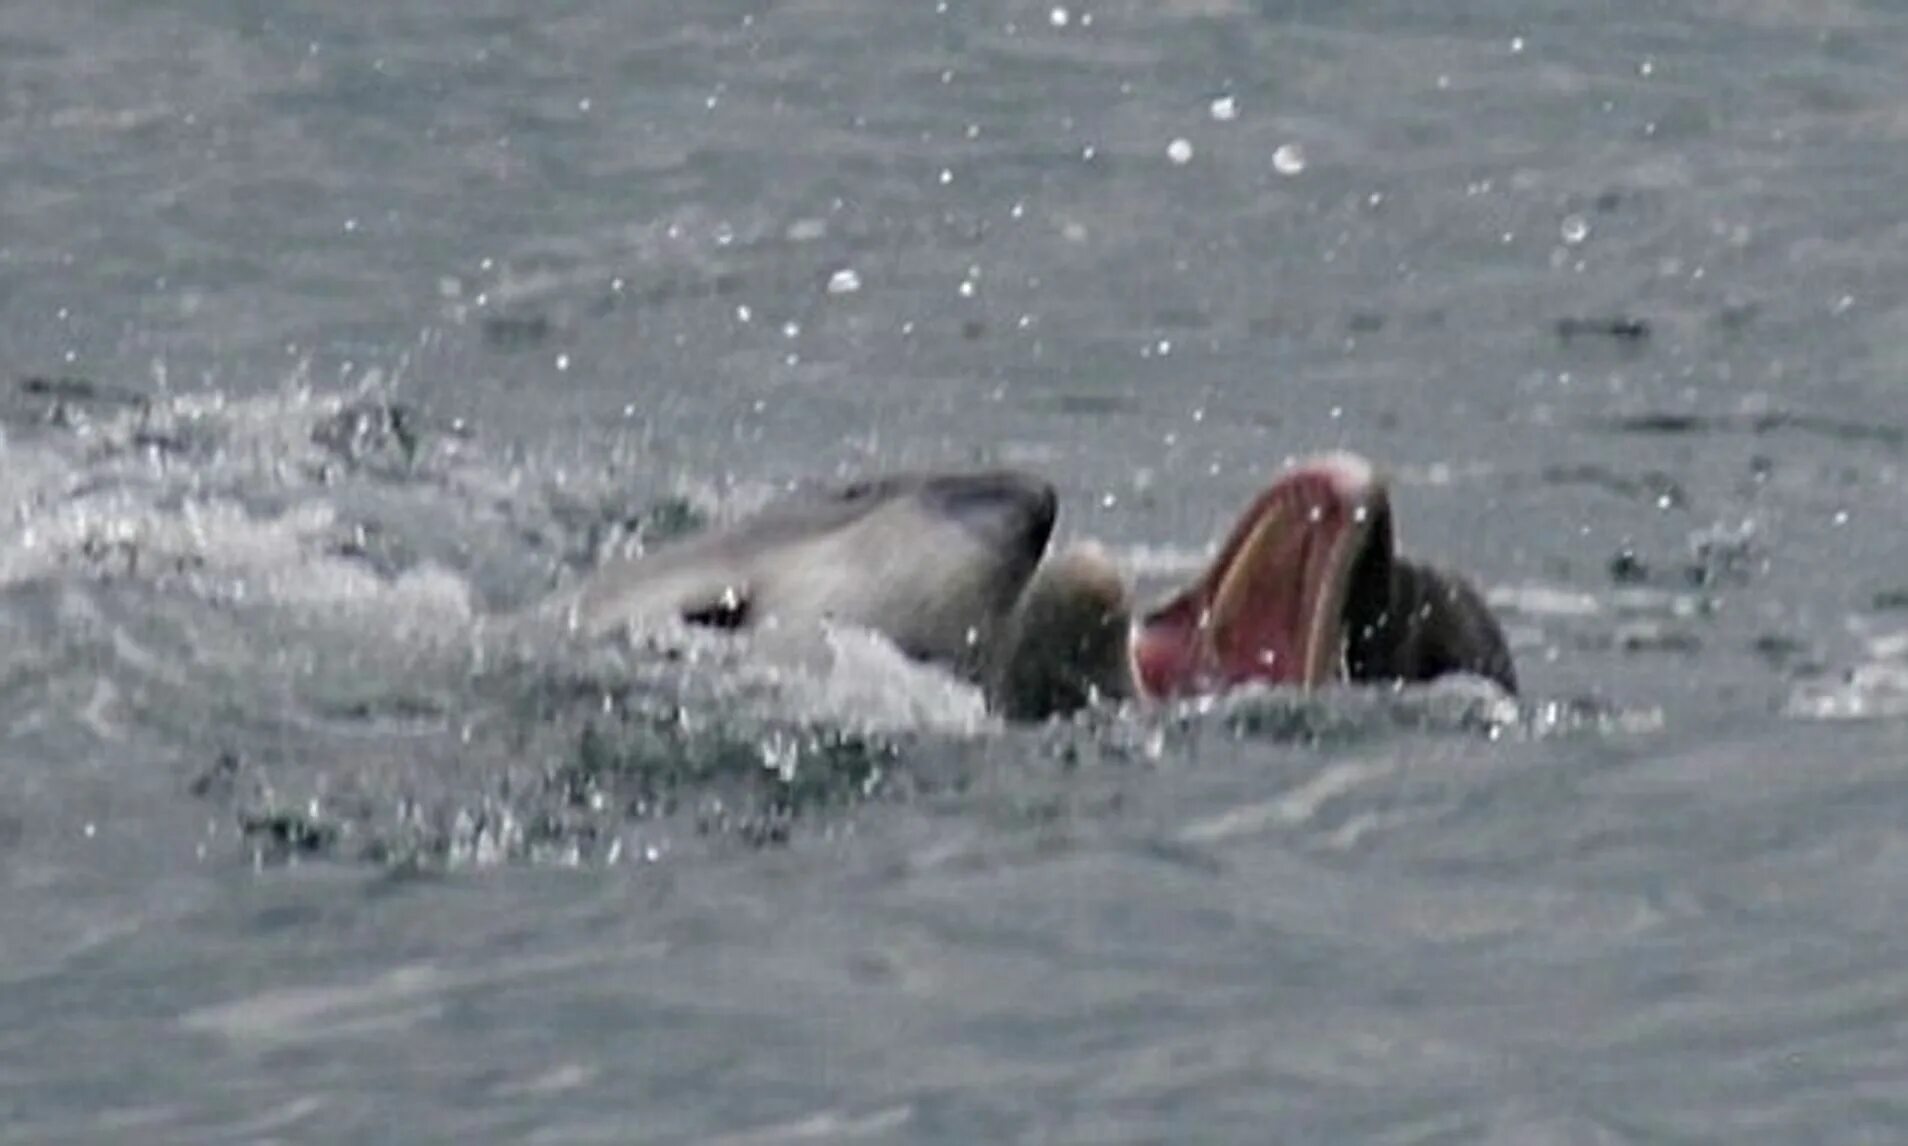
[1487, 583, 1603, 618]
[0, 381, 510, 647]
[1862, 628, 1908, 662]
[1110, 542, 1211, 579]
[764, 620, 993, 735]
[1289, 449, 1378, 497]
[1788, 663, 1908, 722]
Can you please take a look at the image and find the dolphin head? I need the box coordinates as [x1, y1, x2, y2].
[744, 470, 1058, 675]
[568, 469, 1057, 681]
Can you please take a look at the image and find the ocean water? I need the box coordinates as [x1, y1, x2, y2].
[5, 0, 1908, 1141]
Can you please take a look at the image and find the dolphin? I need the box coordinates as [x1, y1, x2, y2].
[553, 453, 1516, 721]
[554, 470, 1059, 684]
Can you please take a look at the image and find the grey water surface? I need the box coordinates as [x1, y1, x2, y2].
[5, 0, 1908, 1141]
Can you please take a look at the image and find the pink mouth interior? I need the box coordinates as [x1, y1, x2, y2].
[1130, 459, 1373, 699]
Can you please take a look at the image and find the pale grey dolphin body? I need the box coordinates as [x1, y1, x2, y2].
[553, 471, 1058, 686]
[554, 456, 1517, 722]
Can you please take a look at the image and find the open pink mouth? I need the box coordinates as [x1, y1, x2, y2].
[1130, 453, 1382, 699]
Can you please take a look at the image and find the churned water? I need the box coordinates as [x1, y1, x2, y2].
[5, 0, 1908, 1141]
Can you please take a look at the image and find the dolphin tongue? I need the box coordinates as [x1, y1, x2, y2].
[1130, 454, 1379, 699]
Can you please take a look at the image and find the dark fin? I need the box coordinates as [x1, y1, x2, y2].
[1349, 560, 1518, 695]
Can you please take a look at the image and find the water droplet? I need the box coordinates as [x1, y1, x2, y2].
[735, 305, 752, 323]
[1436, 74, 1451, 90]
[1308, 506, 1323, 522]
[826, 268, 862, 294]
[959, 279, 976, 298]
[1049, 6, 1069, 27]
[938, 168, 954, 184]
[1272, 143, 1307, 175]
[578, 97, 592, 112]
[781, 321, 800, 339]
[1081, 145, 1097, 161]
[555, 353, 571, 371]
[1156, 339, 1172, 356]
[1209, 95, 1238, 121]
[1009, 201, 1025, 219]
[1560, 214, 1590, 245]
[1638, 57, 1655, 77]
[1167, 137, 1194, 164]
[1510, 35, 1526, 53]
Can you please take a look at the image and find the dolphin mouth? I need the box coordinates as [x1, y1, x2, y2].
[1129, 453, 1382, 699]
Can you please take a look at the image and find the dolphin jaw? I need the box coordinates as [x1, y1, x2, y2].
[1128, 453, 1385, 700]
